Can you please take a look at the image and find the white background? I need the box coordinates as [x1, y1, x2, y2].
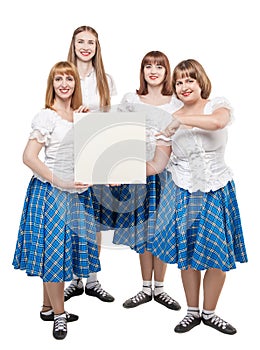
[0, 0, 258, 349]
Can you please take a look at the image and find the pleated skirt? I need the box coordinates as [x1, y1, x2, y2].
[12, 177, 101, 282]
[90, 185, 119, 232]
[152, 179, 248, 271]
[112, 171, 171, 253]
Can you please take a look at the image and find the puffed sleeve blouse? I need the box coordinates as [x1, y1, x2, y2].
[168, 97, 234, 193]
[29, 108, 75, 187]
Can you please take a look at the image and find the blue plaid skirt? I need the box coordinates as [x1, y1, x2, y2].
[12, 177, 101, 282]
[112, 171, 171, 253]
[90, 185, 119, 231]
[152, 179, 248, 271]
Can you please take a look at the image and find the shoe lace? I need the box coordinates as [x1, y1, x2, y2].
[64, 283, 78, 298]
[64, 278, 83, 297]
[131, 291, 148, 304]
[157, 292, 175, 305]
[179, 314, 196, 327]
[54, 316, 67, 332]
[93, 282, 109, 297]
[209, 315, 228, 329]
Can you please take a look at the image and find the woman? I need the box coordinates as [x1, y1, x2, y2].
[64, 25, 117, 303]
[153, 59, 248, 334]
[12, 61, 100, 340]
[113, 51, 182, 310]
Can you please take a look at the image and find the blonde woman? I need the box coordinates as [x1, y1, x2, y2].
[64, 25, 116, 303]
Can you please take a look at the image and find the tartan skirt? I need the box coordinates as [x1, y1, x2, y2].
[12, 177, 101, 282]
[152, 179, 248, 271]
[90, 185, 119, 232]
[112, 171, 171, 253]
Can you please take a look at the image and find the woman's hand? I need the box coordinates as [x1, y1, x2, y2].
[157, 118, 181, 138]
[74, 182, 92, 189]
[53, 177, 91, 190]
[75, 105, 90, 113]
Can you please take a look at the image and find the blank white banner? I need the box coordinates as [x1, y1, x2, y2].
[74, 111, 146, 184]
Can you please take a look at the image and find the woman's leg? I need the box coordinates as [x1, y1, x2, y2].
[42, 282, 52, 311]
[203, 268, 225, 310]
[153, 255, 181, 310]
[122, 250, 153, 308]
[64, 230, 114, 303]
[174, 268, 201, 333]
[181, 268, 201, 307]
[96, 231, 102, 256]
[153, 255, 166, 282]
[44, 282, 65, 315]
[40, 282, 54, 321]
[139, 250, 153, 281]
[85, 231, 114, 302]
[201, 268, 236, 334]
[44, 282, 67, 340]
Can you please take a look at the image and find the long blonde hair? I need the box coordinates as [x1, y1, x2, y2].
[67, 25, 111, 109]
[45, 61, 82, 110]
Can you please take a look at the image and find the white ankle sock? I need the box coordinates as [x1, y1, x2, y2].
[142, 280, 152, 296]
[71, 277, 83, 288]
[202, 309, 215, 320]
[41, 308, 53, 315]
[86, 273, 98, 289]
[154, 281, 164, 296]
[187, 306, 200, 318]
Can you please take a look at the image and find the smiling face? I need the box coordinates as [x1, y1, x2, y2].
[172, 59, 212, 100]
[143, 63, 166, 87]
[138, 51, 173, 95]
[175, 76, 202, 103]
[53, 73, 75, 100]
[74, 30, 97, 62]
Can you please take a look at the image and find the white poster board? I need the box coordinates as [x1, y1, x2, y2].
[74, 112, 146, 184]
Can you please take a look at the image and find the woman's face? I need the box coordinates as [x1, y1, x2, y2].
[143, 63, 166, 87]
[175, 75, 201, 103]
[74, 30, 97, 62]
[53, 73, 75, 100]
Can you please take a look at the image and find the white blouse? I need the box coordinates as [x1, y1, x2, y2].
[168, 97, 234, 193]
[29, 108, 79, 192]
[120, 92, 183, 161]
[120, 92, 183, 114]
[80, 69, 117, 111]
